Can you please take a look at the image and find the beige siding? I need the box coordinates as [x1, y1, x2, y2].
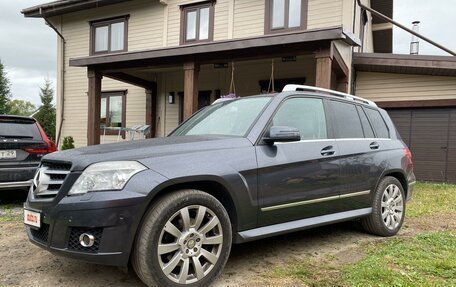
[356, 72, 456, 102]
[233, 0, 265, 38]
[307, 0, 343, 30]
[57, 0, 163, 147]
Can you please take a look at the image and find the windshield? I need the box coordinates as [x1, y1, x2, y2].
[171, 97, 271, 137]
[0, 119, 41, 140]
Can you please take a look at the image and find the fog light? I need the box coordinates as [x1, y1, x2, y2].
[79, 233, 95, 247]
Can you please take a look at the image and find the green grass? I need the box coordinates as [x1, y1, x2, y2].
[267, 182, 456, 287]
[407, 182, 456, 217]
[343, 231, 456, 287]
[0, 203, 22, 222]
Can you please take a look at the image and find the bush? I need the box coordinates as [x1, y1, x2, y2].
[61, 136, 75, 150]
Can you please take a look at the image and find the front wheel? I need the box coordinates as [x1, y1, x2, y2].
[361, 176, 406, 237]
[132, 190, 232, 287]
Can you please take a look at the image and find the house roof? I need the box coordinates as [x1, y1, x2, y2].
[70, 27, 360, 69]
[22, 0, 132, 18]
[354, 52, 456, 77]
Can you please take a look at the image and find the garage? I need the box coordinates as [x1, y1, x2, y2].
[387, 108, 456, 183]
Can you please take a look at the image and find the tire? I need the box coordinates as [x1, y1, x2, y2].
[132, 189, 232, 287]
[361, 176, 406, 237]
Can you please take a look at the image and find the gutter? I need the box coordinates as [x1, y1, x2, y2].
[356, 0, 456, 56]
[43, 15, 66, 147]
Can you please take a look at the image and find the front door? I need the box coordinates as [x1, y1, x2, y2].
[256, 97, 341, 226]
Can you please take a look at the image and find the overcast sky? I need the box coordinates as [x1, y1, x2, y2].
[0, 0, 455, 106]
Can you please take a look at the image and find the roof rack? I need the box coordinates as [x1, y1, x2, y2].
[282, 84, 377, 107]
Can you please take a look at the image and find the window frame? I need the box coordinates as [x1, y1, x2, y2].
[90, 15, 129, 55]
[180, 1, 215, 45]
[100, 90, 127, 137]
[265, 0, 308, 34]
[259, 96, 332, 144]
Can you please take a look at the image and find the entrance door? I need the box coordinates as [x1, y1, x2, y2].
[178, 91, 213, 124]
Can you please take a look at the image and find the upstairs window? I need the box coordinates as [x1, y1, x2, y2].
[181, 2, 214, 44]
[90, 16, 128, 55]
[265, 0, 307, 34]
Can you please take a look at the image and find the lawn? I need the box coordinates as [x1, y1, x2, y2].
[267, 182, 456, 287]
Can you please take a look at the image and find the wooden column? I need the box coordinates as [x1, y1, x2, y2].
[183, 62, 199, 120]
[87, 68, 102, 146]
[145, 82, 157, 138]
[315, 49, 332, 90]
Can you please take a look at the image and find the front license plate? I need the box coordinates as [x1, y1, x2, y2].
[24, 209, 41, 228]
[0, 150, 16, 159]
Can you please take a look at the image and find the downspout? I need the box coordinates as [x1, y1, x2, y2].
[356, 0, 456, 56]
[42, 13, 66, 147]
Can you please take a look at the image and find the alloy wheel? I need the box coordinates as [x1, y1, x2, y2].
[381, 184, 404, 230]
[157, 205, 224, 284]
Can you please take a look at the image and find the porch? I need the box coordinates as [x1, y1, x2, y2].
[69, 27, 358, 145]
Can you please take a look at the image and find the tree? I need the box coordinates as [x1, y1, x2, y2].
[8, 99, 36, 116]
[0, 60, 11, 114]
[34, 79, 56, 140]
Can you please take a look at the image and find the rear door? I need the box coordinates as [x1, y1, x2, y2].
[0, 117, 44, 183]
[327, 100, 383, 210]
[256, 97, 341, 226]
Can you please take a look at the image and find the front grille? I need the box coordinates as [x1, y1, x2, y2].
[68, 227, 103, 253]
[32, 161, 72, 199]
[30, 223, 50, 244]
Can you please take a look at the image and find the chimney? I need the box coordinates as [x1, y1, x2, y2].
[410, 21, 420, 55]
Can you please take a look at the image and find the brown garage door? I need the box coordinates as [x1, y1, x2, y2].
[387, 108, 456, 183]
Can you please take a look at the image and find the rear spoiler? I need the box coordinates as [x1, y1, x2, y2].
[0, 115, 36, 123]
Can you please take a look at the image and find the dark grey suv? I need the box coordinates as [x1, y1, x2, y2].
[24, 85, 415, 287]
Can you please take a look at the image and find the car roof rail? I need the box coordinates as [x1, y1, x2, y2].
[282, 84, 377, 107]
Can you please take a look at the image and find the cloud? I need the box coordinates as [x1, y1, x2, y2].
[0, 0, 56, 105]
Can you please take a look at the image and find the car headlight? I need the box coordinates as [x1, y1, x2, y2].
[68, 161, 147, 195]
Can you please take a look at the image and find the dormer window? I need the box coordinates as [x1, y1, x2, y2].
[265, 0, 307, 34]
[181, 2, 214, 44]
[90, 16, 128, 55]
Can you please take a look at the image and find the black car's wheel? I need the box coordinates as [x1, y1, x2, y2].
[361, 176, 406, 237]
[132, 190, 232, 287]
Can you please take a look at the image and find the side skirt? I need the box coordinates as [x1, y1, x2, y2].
[236, 208, 372, 243]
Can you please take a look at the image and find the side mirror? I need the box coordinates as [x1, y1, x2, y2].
[264, 126, 301, 144]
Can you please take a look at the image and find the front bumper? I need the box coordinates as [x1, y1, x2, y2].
[24, 169, 167, 266]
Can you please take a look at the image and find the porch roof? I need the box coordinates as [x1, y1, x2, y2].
[354, 52, 456, 77]
[69, 27, 360, 70]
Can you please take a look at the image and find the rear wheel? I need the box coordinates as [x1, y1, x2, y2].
[132, 190, 232, 287]
[361, 176, 406, 237]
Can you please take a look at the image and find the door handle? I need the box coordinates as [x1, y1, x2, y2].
[321, 145, 335, 156]
[370, 142, 380, 150]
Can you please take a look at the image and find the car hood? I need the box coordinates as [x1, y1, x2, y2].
[43, 135, 253, 171]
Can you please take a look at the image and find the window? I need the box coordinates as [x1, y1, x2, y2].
[91, 16, 128, 55]
[357, 106, 375, 138]
[265, 0, 307, 33]
[272, 98, 327, 140]
[181, 2, 214, 44]
[364, 108, 390, 138]
[101, 91, 126, 135]
[329, 101, 364, 139]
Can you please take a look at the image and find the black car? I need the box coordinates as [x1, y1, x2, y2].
[24, 85, 415, 287]
[0, 115, 56, 190]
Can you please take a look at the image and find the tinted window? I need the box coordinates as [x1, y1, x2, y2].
[357, 106, 375, 138]
[330, 101, 364, 138]
[365, 108, 390, 138]
[272, 98, 327, 140]
[0, 118, 41, 140]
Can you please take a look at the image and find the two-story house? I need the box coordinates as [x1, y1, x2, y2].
[22, 0, 456, 183]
